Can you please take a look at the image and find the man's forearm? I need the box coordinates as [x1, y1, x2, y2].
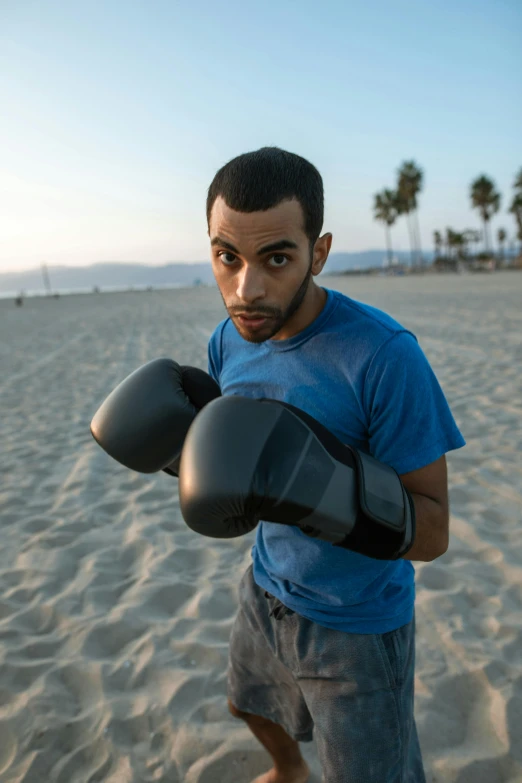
[401, 492, 448, 562]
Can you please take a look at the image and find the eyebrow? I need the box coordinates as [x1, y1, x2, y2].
[210, 237, 299, 256]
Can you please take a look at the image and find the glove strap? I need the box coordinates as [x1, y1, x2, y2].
[333, 448, 416, 560]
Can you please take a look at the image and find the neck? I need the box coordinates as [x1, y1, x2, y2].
[272, 283, 327, 341]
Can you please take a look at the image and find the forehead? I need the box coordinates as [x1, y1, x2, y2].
[209, 196, 306, 240]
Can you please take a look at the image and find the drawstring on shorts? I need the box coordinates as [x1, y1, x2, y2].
[264, 590, 294, 621]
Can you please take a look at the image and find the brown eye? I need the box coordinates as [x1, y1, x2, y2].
[219, 252, 236, 265]
[268, 255, 289, 268]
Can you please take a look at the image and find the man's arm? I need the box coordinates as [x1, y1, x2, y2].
[400, 455, 449, 562]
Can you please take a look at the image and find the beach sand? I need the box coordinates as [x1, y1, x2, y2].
[1, 271, 521, 782]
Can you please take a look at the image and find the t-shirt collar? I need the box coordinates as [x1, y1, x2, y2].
[262, 287, 337, 353]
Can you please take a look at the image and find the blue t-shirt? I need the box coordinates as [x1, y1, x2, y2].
[207, 286, 465, 634]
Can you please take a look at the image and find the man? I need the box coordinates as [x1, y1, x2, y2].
[205, 147, 465, 783]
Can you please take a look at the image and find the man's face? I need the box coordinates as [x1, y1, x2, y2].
[208, 196, 329, 343]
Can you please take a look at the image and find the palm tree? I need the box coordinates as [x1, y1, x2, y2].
[470, 175, 501, 254]
[460, 231, 470, 259]
[394, 191, 415, 266]
[433, 230, 443, 259]
[445, 228, 457, 259]
[509, 193, 522, 254]
[441, 228, 466, 266]
[397, 161, 424, 266]
[513, 168, 522, 192]
[497, 228, 507, 261]
[454, 232, 467, 260]
[373, 189, 399, 265]
[463, 229, 481, 259]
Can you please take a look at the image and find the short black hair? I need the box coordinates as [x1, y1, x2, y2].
[206, 147, 324, 248]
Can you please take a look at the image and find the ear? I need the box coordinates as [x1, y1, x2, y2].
[312, 233, 333, 275]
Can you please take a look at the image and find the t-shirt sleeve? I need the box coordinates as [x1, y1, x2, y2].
[207, 324, 223, 384]
[363, 331, 466, 475]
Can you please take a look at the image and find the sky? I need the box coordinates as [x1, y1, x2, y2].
[1, 0, 521, 272]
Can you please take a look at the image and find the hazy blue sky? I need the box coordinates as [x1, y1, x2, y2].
[1, 0, 520, 271]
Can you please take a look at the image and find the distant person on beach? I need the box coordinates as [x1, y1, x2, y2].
[200, 148, 465, 783]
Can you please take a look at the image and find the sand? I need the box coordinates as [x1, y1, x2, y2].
[1, 271, 521, 783]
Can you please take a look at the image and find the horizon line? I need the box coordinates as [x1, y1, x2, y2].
[1, 249, 432, 275]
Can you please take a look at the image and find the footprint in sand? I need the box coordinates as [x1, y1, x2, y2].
[82, 617, 148, 660]
[417, 565, 457, 591]
[0, 723, 17, 776]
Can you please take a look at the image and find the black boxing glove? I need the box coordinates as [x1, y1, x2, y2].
[178, 395, 415, 560]
[90, 358, 220, 475]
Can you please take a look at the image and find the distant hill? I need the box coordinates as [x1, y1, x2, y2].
[0, 262, 216, 296]
[324, 250, 429, 273]
[0, 251, 432, 295]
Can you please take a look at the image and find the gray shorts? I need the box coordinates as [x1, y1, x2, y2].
[227, 563, 426, 783]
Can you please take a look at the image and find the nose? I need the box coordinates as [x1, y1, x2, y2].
[236, 266, 266, 304]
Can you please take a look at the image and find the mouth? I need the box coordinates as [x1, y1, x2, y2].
[235, 314, 271, 329]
